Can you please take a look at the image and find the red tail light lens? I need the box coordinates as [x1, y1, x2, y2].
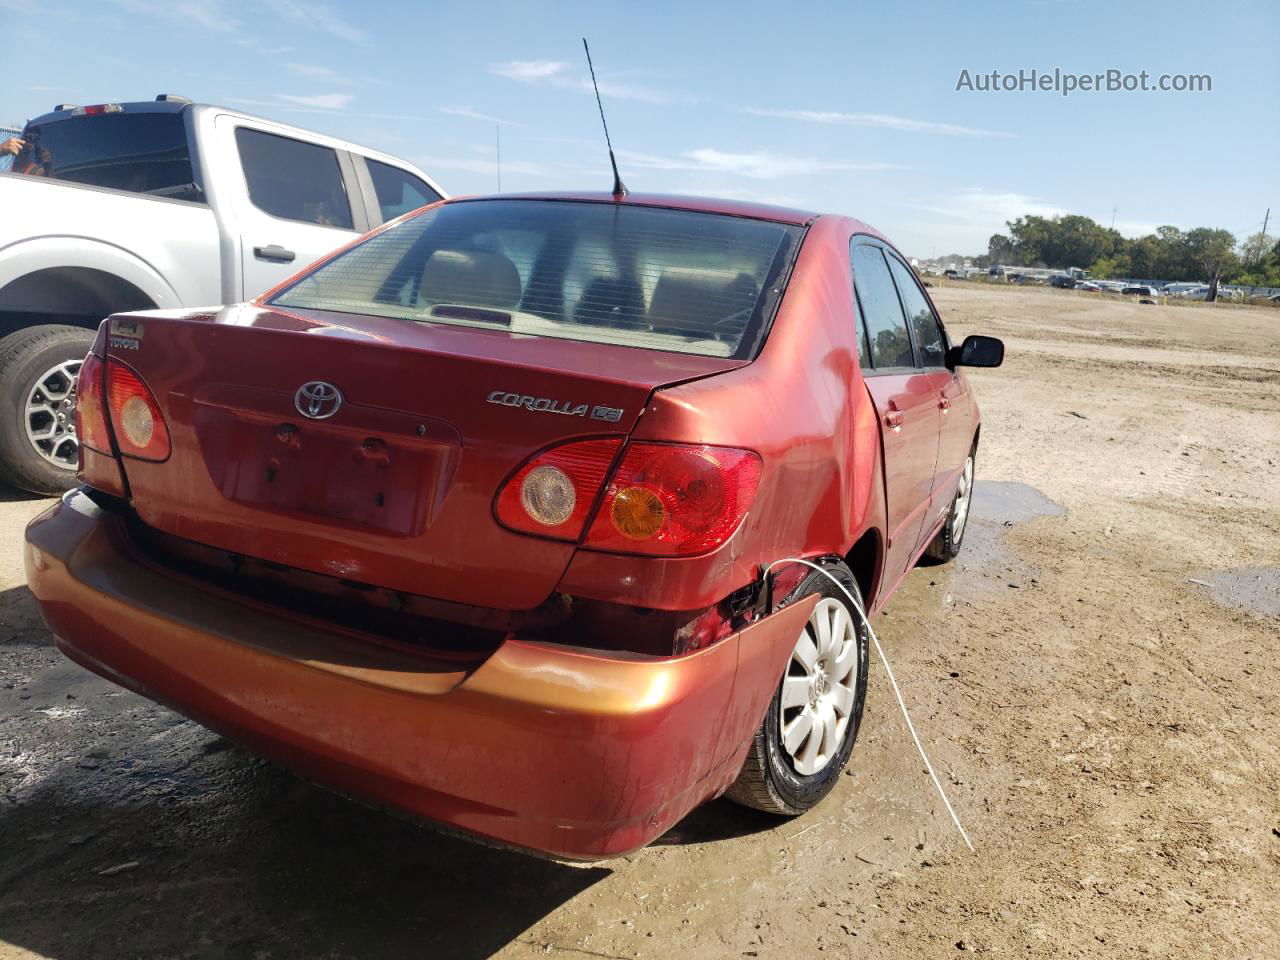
[75, 353, 112, 455]
[584, 443, 761, 556]
[496, 438, 623, 540]
[104, 360, 170, 461]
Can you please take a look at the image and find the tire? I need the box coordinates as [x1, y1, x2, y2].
[924, 446, 976, 563]
[726, 561, 870, 816]
[0, 324, 97, 495]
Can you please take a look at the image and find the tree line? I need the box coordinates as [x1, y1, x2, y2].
[982, 214, 1280, 287]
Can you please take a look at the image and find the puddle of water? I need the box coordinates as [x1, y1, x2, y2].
[1192, 567, 1280, 619]
[939, 481, 1066, 601]
[968, 481, 1065, 525]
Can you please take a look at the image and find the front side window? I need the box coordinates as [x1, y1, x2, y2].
[852, 244, 912, 369]
[270, 199, 803, 359]
[11, 113, 201, 202]
[886, 255, 946, 367]
[235, 128, 352, 228]
[367, 158, 441, 221]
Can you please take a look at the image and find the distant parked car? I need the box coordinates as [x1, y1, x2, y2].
[943, 268, 963, 280]
[1048, 274, 1077, 289]
[1076, 281, 1101, 292]
[1121, 285, 1161, 304]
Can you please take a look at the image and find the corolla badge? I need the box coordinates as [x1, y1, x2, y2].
[294, 381, 344, 420]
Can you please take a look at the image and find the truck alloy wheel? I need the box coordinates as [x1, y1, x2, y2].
[0, 325, 96, 495]
[25, 357, 82, 470]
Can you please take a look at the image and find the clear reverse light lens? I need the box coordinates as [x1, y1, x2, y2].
[118, 394, 154, 449]
[520, 464, 576, 526]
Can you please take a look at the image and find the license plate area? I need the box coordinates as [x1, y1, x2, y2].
[194, 388, 460, 536]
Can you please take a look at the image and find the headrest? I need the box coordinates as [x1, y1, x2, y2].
[420, 250, 521, 309]
[647, 268, 759, 333]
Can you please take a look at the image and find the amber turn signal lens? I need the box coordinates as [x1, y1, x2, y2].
[610, 486, 665, 539]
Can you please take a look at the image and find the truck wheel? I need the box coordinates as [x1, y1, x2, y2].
[726, 562, 869, 816]
[924, 448, 975, 562]
[0, 325, 97, 495]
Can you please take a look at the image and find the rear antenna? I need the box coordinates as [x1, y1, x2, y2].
[582, 37, 628, 199]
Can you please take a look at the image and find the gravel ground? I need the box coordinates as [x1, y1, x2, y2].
[1, 284, 1277, 959]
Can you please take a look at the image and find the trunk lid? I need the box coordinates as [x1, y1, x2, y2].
[108, 304, 745, 609]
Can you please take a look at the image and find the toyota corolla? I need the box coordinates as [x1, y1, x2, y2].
[25, 193, 1002, 859]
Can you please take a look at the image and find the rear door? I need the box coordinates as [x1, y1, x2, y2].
[216, 116, 367, 299]
[852, 240, 942, 580]
[884, 252, 971, 538]
[353, 155, 445, 225]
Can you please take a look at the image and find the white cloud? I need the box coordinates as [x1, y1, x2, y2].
[275, 92, 354, 110]
[264, 0, 368, 45]
[743, 107, 1015, 138]
[490, 59, 679, 103]
[618, 148, 898, 181]
[287, 63, 338, 81]
[911, 188, 1064, 226]
[236, 37, 293, 55]
[439, 105, 521, 126]
[110, 0, 236, 30]
[491, 59, 568, 81]
[416, 153, 549, 178]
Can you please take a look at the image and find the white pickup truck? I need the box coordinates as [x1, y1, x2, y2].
[0, 95, 446, 494]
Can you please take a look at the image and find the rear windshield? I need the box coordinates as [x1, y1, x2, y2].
[269, 199, 804, 358]
[13, 112, 200, 202]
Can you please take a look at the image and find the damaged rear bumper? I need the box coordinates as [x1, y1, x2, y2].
[24, 490, 812, 860]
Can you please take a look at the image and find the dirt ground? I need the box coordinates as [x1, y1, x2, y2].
[1, 284, 1277, 959]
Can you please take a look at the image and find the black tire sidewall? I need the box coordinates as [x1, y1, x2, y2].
[0, 325, 97, 495]
[760, 565, 870, 812]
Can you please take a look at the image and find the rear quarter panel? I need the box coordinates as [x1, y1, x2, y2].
[557, 215, 889, 610]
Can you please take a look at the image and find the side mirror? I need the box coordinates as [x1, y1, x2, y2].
[946, 334, 1004, 369]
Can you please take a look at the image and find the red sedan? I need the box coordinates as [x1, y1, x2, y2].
[25, 192, 1002, 859]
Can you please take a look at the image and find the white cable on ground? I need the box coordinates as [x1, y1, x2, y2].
[764, 557, 976, 853]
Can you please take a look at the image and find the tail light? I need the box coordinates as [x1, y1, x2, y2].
[495, 438, 622, 539]
[105, 361, 170, 461]
[496, 441, 761, 557]
[584, 443, 761, 556]
[81, 357, 171, 462]
[75, 353, 112, 455]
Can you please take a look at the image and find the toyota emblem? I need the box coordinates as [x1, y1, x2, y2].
[294, 381, 343, 420]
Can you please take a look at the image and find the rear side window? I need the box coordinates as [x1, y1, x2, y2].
[367, 159, 441, 221]
[270, 199, 803, 359]
[852, 244, 913, 368]
[13, 113, 201, 202]
[235, 128, 352, 229]
[886, 255, 946, 367]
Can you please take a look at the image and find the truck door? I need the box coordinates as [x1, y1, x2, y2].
[851, 240, 943, 581]
[215, 116, 366, 299]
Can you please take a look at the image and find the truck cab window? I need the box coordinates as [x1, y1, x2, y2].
[367, 159, 441, 222]
[235, 128, 353, 229]
[10, 113, 201, 202]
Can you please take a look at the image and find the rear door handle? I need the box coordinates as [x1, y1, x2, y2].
[939, 396, 951, 412]
[254, 244, 296, 263]
[884, 410, 904, 429]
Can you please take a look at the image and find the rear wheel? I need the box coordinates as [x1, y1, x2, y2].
[924, 447, 975, 562]
[726, 562, 869, 815]
[0, 325, 96, 495]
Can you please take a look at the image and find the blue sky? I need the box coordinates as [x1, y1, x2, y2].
[4, 0, 1277, 256]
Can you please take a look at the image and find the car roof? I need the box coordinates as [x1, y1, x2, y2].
[456, 191, 822, 226]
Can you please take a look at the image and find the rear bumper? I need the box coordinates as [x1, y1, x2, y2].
[24, 491, 811, 860]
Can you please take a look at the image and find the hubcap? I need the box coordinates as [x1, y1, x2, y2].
[952, 455, 974, 541]
[24, 359, 82, 470]
[780, 596, 860, 776]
